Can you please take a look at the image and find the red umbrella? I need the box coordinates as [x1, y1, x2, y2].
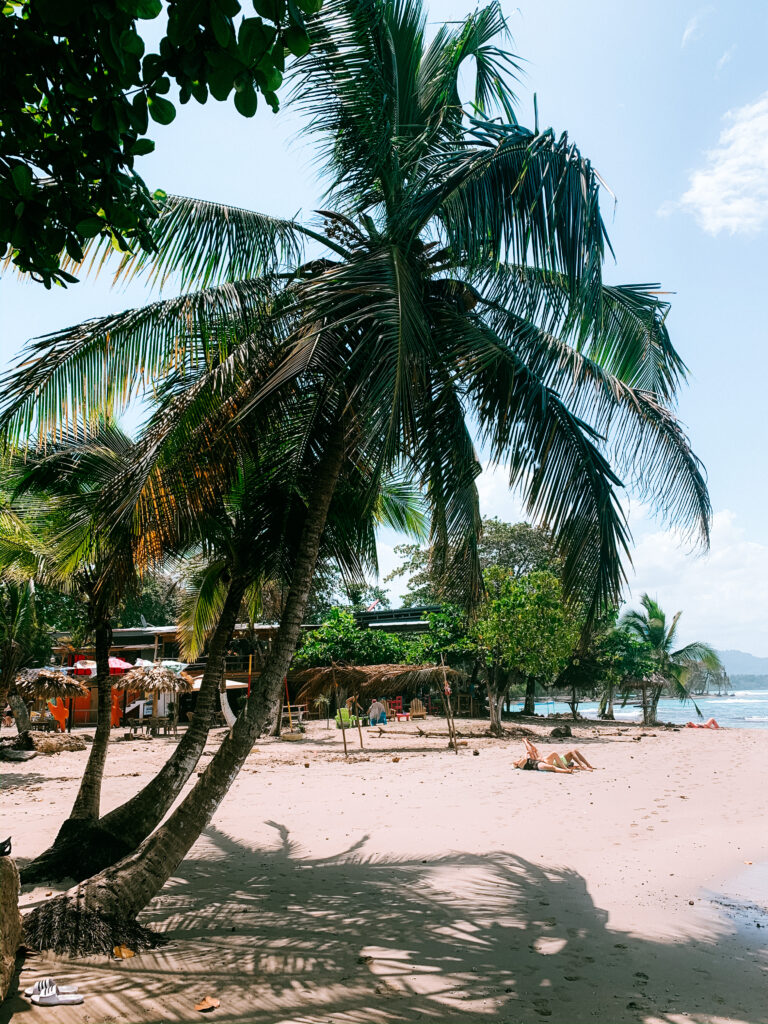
[109, 657, 134, 675]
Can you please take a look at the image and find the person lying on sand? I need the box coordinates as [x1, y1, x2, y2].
[686, 718, 720, 729]
[514, 751, 573, 773]
[514, 738, 596, 773]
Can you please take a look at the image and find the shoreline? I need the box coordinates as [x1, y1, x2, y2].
[2, 719, 767, 1023]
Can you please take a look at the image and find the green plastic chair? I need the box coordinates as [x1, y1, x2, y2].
[335, 707, 358, 729]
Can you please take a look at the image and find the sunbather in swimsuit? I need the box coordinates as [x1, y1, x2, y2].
[516, 738, 596, 772]
[513, 747, 573, 774]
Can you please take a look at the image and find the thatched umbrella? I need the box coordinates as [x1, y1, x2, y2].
[291, 663, 467, 707]
[122, 664, 194, 717]
[15, 668, 90, 701]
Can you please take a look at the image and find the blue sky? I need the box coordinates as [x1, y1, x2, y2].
[1, 1, 767, 652]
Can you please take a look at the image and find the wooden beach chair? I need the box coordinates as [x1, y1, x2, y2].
[409, 698, 427, 720]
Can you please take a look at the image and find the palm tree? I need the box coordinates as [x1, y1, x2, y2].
[10, 425, 150, 830]
[0, 580, 50, 735]
[20, 422, 425, 884]
[3, 0, 712, 953]
[619, 594, 722, 724]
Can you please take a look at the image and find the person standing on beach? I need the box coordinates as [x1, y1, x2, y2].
[368, 698, 387, 726]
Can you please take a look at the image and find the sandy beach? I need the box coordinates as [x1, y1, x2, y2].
[1, 719, 766, 1024]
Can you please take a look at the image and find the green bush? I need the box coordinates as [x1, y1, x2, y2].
[293, 608, 408, 668]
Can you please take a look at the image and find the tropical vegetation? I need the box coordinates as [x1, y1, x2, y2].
[619, 594, 723, 725]
[0, 0, 711, 955]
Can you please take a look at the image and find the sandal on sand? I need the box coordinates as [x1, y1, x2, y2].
[30, 982, 84, 1006]
[25, 978, 78, 997]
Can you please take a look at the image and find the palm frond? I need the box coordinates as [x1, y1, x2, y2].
[0, 280, 276, 444]
[178, 561, 230, 662]
[672, 641, 722, 670]
[373, 472, 428, 539]
[419, 119, 610, 305]
[477, 292, 710, 545]
[477, 266, 686, 401]
[442, 311, 630, 618]
[66, 195, 307, 292]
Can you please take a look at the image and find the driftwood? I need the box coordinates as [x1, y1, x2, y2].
[31, 733, 87, 754]
[0, 747, 36, 762]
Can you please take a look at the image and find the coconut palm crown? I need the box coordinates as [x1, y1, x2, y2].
[0, 0, 710, 623]
[620, 593, 722, 698]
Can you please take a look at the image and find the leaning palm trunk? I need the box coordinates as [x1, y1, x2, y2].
[22, 623, 118, 881]
[23, 435, 345, 954]
[7, 692, 32, 737]
[598, 683, 615, 720]
[20, 578, 247, 885]
[648, 681, 665, 725]
[639, 677, 654, 725]
[69, 621, 112, 819]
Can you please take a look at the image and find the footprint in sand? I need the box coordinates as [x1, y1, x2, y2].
[533, 998, 552, 1016]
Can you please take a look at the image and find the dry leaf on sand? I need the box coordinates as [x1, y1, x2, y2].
[195, 996, 221, 1012]
[113, 945, 135, 959]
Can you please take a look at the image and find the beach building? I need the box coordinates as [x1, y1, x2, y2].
[48, 608, 437, 725]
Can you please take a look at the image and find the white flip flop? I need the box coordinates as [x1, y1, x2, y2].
[30, 981, 84, 1006]
[25, 977, 79, 997]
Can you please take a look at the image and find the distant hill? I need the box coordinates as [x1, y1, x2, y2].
[717, 650, 768, 675]
[730, 674, 768, 690]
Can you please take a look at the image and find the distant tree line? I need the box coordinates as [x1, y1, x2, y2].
[294, 517, 724, 731]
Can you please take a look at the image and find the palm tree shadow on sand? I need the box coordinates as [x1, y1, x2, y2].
[4, 824, 765, 1024]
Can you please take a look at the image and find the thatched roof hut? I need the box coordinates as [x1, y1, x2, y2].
[121, 664, 194, 694]
[15, 668, 90, 700]
[291, 663, 467, 703]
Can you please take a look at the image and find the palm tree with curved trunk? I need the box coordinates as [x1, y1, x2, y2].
[1, 0, 712, 952]
[9, 427, 155, 847]
[620, 594, 722, 724]
[19, 413, 426, 884]
[0, 580, 49, 735]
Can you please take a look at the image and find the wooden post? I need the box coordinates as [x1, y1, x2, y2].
[151, 633, 160, 718]
[284, 677, 293, 731]
[441, 655, 458, 754]
[247, 653, 253, 697]
[353, 695, 364, 750]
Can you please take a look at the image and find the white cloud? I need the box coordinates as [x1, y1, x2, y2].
[476, 471, 768, 655]
[681, 6, 713, 48]
[715, 44, 737, 74]
[623, 509, 768, 657]
[475, 462, 526, 524]
[677, 92, 768, 234]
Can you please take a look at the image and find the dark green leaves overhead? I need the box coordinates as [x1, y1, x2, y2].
[0, 0, 322, 286]
[147, 95, 177, 125]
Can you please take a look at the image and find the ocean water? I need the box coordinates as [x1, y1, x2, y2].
[508, 690, 768, 730]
